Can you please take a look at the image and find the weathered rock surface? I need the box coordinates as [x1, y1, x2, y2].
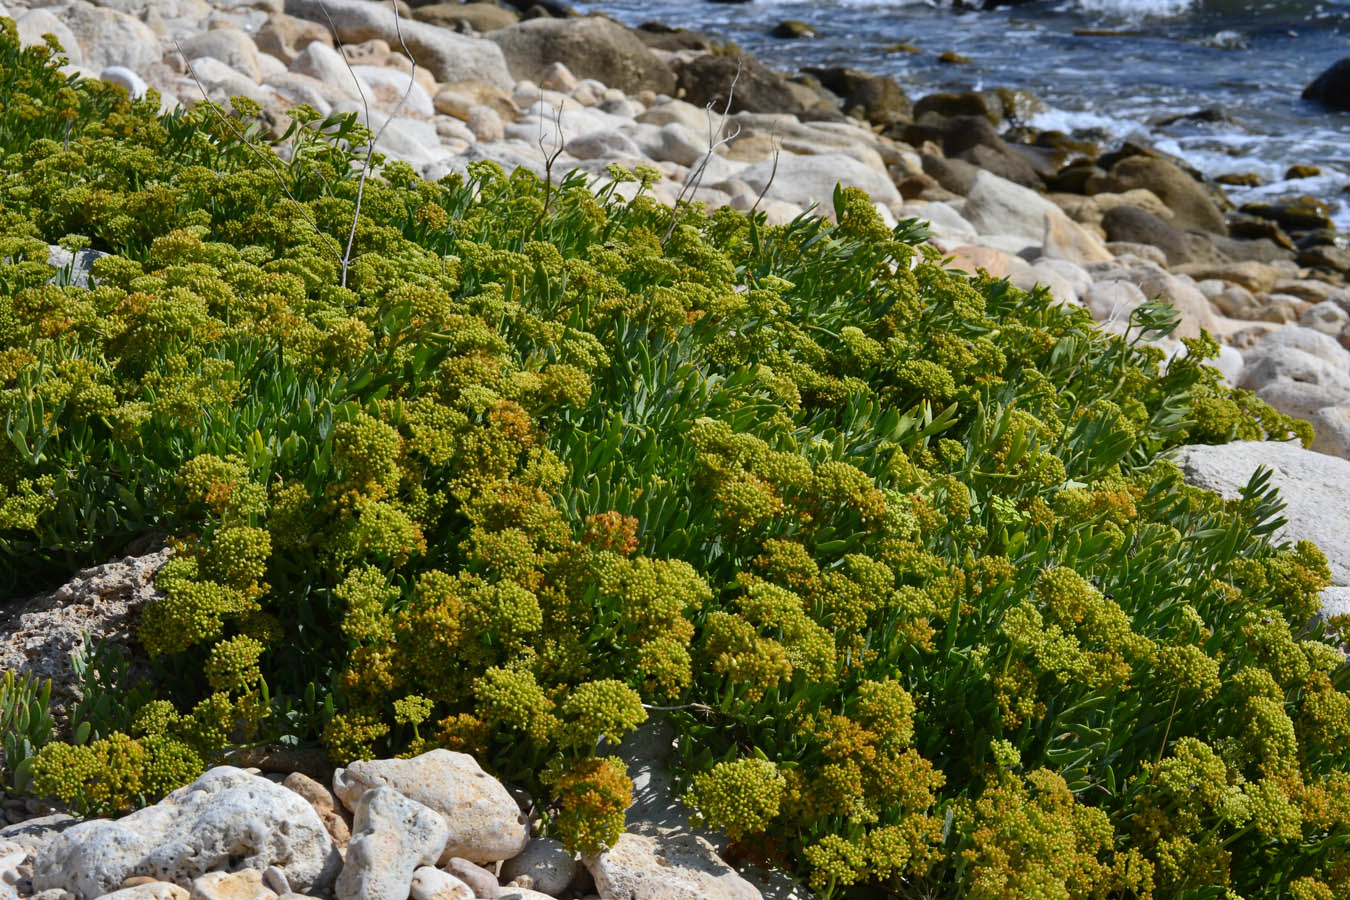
[963, 170, 1061, 242]
[285, 0, 514, 89]
[33, 768, 341, 900]
[490, 17, 675, 96]
[0, 549, 169, 725]
[585, 831, 762, 900]
[336, 789, 448, 900]
[1303, 58, 1350, 111]
[190, 869, 276, 900]
[500, 839, 577, 897]
[333, 750, 529, 864]
[1172, 440, 1350, 587]
[408, 867, 474, 900]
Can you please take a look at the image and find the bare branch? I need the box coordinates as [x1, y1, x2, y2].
[662, 59, 742, 244]
[318, 0, 419, 287]
[748, 121, 783, 219]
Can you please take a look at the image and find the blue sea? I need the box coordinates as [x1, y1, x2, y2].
[572, 0, 1350, 232]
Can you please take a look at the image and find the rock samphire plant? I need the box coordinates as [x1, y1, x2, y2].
[2, 20, 1347, 899]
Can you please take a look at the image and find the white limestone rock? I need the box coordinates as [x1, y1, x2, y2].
[33, 768, 341, 900]
[335, 788, 449, 900]
[333, 750, 529, 865]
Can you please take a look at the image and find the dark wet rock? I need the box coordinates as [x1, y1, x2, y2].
[676, 52, 805, 114]
[1241, 196, 1336, 232]
[1046, 161, 1103, 194]
[770, 19, 818, 39]
[1154, 106, 1233, 127]
[1216, 172, 1263, 187]
[1297, 228, 1341, 250]
[906, 113, 1002, 156]
[937, 50, 971, 64]
[960, 143, 1043, 189]
[498, 0, 575, 17]
[801, 66, 910, 125]
[1286, 164, 1323, 179]
[920, 153, 979, 195]
[1227, 214, 1297, 251]
[1033, 129, 1099, 158]
[1090, 155, 1228, 234]
[1101, 205, 1227, 266]
[1300, 245, 1350, 274]
[489, 16, 675, 94]
[912, 90, 1002, 125]
[1302, 58, 1350, 111]
[634, 22, 715, 53]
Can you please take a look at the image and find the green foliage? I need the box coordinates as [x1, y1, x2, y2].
[0, 670, 53, 792]
[1, 21, 1345, 897]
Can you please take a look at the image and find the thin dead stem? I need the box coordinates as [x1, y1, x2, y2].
[663, 60, 742, 244]
[530, 88, 567, 235]
[748, 122, 783, 220]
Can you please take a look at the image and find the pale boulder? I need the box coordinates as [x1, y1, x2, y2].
[16, 10, 84, 65]
[1311, 407, 1350, 460]
[33, 768, 341, 900]
[179, 29, 262, 83]
[101, 66, 149, 100]
[466, 106, 505, 142]
[94, 884, 190, 900]
[585, 831, 762, 900]
[737, 152, 901, 217]
[442, 860, 499, 900]
[1172, 440, 1350, 587]
[1042, 208, 1113, 264]
[62, 2, 160, 72]
[1300, 300, 1349, 339]
[290, 43, 368, 99]
[351, 65, 435, 117]
[336, 788, 450, 900]
[282, 773, 351, 847]
[284, 0, 514, 89]
[333, 750, 530, 865]
[964, 170, 1062, 242]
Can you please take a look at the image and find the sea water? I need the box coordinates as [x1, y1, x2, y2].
[572, 0, 1350, 232]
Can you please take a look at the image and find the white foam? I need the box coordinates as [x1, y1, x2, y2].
[1073, 0, 1197, 17]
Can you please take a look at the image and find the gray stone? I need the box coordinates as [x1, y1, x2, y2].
[285, 0, 513, 89]
[1311, 407, 1350, 460]
[33, 768, 341, 900]
[16, 10, 83, 65]
[45, 245, 110, 290]
[964, 170, 1062, 242]
[1300, 300, 1350, 339]
[737, 152, 901, 217]
[490, 17, 675, 96]
[1172, 440, 1350, 586]
[1239, 326, 1350, 420]
[289, 43, 368, 98]
[500, 839, 577, 897]
[189, 870, 276, 900]
[584, 831, 761, 900]
[350, 65, 434, 117]
[255, 13, 332, 66]
[336, 789, 449, 900]
[183, 57, 273, 106]
[178, 30, 262, 83]
[63, 2, 160, 73]
[93, 884, 188, 900]
[0, 549, 166, 727]
[1083, 280, 1147, 328]
[466, 105, 504, 141]
[333, 750, 529, 865]
[565, 129, 643, 161]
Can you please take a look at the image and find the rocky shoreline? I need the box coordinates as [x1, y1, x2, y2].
[5, 1, 1350, 898]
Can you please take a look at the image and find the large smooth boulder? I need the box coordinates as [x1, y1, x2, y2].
[1303, 58, 1350, 111]
[737, 151, 901, 216]
[285, 0, 513, 89]
[16, 10, 84, 65]
[178, 30, 262, 83]
[964, 170, 1060, 242]
[499, 839, 577, 897]
[62, 1, 160, 72]
[33, 768, 342, 900]
[585, 831, 761, 900]
[676, 53, 803, 116]
[1091, 155, 1227, 235]
[1172, 440, 1350, 587]
[1311, 407, 1350, 460]
[1042, 207, 1113, 264]
[256, 13, 333, 66]
[490, 17, 674, 95]
[333, 750, 529, 865]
